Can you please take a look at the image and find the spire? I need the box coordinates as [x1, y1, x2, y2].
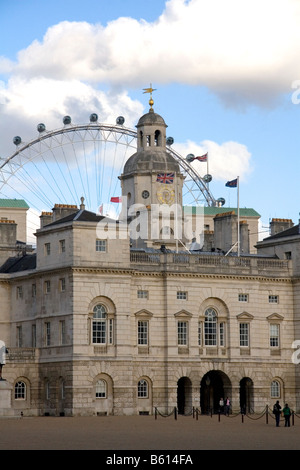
[143, 83, 157, 112]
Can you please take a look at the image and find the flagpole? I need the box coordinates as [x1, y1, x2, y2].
[237, 176, 240, 257]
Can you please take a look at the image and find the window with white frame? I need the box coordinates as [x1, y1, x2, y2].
[177, 321, 188, 345]
[96, 379, 107, 398]
[239, 323, 249, 347]
[270, 324, 280, 348]
[137, 290, 148, 299]
[198, 322, 202, 346]
[60, 320, 66, 345]
[92, 304, 113, 345]
[204, 308, 217, 346]
[219, 322, 225, 346]
[45, 322, 51, 346]
[138, 320, 148, 345]
[16, 325, 22, 347]
[96, 239, 106, 252]
[15, 381, 26, 400]
[59, 239, 66, 253]
[60, 278, 66, 292]
[44, 280, 51, 294]
[16, 286, 23, 299]
[138, 379, 148, 398]
[271, 380, 280, 398]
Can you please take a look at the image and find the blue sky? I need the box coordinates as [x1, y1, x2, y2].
[0, 0, 300, 241]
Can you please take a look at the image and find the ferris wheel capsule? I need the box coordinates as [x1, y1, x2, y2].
[186, 153, 195, 162]
[116, 116, 125, 125]
[203, 174, 212, 183]
[90, 113, 98, 123]
[166, 136, 174, 145]
[37, 123, 46, 133]
[13, 136, 22, 146]
[63, 116, 72, 125]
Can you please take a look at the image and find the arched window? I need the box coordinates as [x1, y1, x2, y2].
[96, 379, 107, 398]
[271, 380, 280, 398]
[15, 381, 26, 400]
[154, 130, 162, 146]
[205, 308, 217, 346]
[92, 304, 109, 344]
[138, 379, 148, 398]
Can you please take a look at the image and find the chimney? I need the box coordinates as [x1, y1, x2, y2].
[270, 218, 294, 236]
[52, 204, 78, 222]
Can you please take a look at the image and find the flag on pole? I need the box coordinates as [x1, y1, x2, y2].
[156, 173, 174, 184]
[110, 196, 122, 203]
[225, 178, 238, 188]
[195, 152, 208, 162]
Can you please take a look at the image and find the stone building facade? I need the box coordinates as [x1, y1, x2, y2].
[0, 106, 299, 417]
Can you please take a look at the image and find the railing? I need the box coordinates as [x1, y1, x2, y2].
[130, 251, 290, 274]
[7, 348, 36, 360]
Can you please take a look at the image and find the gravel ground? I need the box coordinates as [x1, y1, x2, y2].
[0, 413, 299, 451]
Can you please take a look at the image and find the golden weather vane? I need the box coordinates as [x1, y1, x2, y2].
[143, 83, 157, 110]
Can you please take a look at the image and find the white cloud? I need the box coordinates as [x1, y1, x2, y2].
[173, 139, 252, 182]
[2, 0, 300, 106]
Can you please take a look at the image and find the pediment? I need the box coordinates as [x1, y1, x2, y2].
[267, 313, 284, 322]
[134, 309, 153, 318]
[174, 309, 193, 318]
[236, 311, 254, 320]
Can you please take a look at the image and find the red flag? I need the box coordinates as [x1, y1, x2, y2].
[195, 152, 208, 162]
[225, 178, 237, 188]
[110, 197, 122, 203]
[99, 204, 103, 215]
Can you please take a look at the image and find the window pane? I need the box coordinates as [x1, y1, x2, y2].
[15, 381, 26, 399]
[205, 308, 217, 346]
[270, 324, 279, 347]
[96, 379, 106, 398]
[240, 323, 249, 347]
[138, 379, 148, 398]
[271, 380, 280, 398]
[178, 321, 187, 345]
[138, 321, 148, 345]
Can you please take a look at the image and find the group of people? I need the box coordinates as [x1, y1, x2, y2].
[273, 401, 292, 427]
[218, 397, 292, 426]
[219, 397, 231, 415]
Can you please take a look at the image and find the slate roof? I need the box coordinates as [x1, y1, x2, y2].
[44, 209, 118, 227]
[0, 253, 36, 273]
[262, 224, 300, 241]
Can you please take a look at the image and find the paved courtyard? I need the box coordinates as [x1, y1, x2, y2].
[0, 413, 299, 451]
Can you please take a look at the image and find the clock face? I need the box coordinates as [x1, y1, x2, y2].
[142, 190, 150, 199]
[156, 185, 175, 205]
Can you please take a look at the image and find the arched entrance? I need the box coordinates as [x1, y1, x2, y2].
[200, 371, 231, 414]
[240, 377, 254, 413]
[177, 377, 192, 415]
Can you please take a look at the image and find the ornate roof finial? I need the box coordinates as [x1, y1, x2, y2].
[143, 83, 157, 112]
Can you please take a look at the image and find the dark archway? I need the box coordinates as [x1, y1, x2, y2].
[177, 377, 192, 415]
[240, 377, 254, 413]
[200, 371, 231, 414]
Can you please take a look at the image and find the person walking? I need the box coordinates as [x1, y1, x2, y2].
[273, 400, 281, 427]
[282, 403, 291, 427]
[224, 397, 230, 416]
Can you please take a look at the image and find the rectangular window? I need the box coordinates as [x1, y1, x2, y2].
[93, 320, 106, 344]
[44, 243, 51, 256]
[138, 321, 148, 345]
[238, 293, 248, 302]
[96, 380, 106, 398]
[45, 322, 51, 346]
[32, 283, 36, 298]
[17, 325, 22, 347]
[137, 290, 148, 299]
[219, 322, 225, 346]
[269, 295, 278, 303]
[60, 278, 66, 292]
[32, 324, 36, 348]
[178, 321, 188, 345]
[59, 239, 66, 253]
[96, 239, 106, 252]
[44, 280, 51, 294]
[60, 320, 66, 345]
[177, 291, 187, 300]
[239, 323, 249, 347]
[270, 324, 279, 347]
[16, 286, 23, 299]
[109, 319, 113, 344]
[198, 322, 202, 346]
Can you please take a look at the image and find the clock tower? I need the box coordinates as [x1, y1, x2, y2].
[119, 91, 184, 249]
